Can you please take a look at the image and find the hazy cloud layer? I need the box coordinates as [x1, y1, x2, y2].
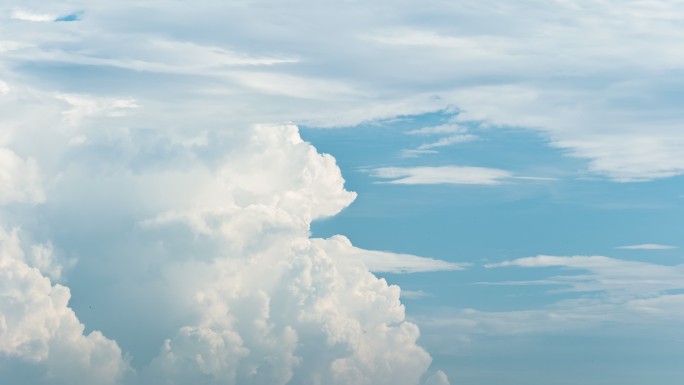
[418, 255, 684, 353]
[2, 0, 683, 181]
[616, 244, 677, 250]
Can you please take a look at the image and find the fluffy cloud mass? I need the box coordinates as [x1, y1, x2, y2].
[0, 101, 441, 383]
[0, 65, 442, 384]
[0, 228, 130, 385]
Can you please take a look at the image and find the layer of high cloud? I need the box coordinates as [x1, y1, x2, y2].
[616, 244, 677, 250]
[370, 166, 512, 185]
[417, 254, 684, 355]
[3, 0, 683, 181]
[317, 235, 467, 273]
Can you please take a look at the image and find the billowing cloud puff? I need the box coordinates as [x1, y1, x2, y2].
[0, 84, 445, 383]
[0, 148, 44, 204]
[423, 371, 451, 385]
[143, 237, 430, 385]
[0, 228, 130, 385]
[130, 124, 433, 384]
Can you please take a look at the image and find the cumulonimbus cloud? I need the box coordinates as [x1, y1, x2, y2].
[0, 76, 448, 384]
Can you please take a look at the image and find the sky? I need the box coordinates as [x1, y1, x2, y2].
[1, 1, 683, 385]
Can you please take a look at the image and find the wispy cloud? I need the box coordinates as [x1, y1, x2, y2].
[415, 134, 477, 150]
[10, 9, 55, 22]
[10, 8, 81, 23]
[317, 235, 467, 273]
[401, 290, 432, 299]
[616, 244, 677, 250]
[416, 255, 684, 352]
[402, 123, 477, 157]
[370, 166, 512, 185]
[406, 124, 467, 136]
[486, 255, 684, 298]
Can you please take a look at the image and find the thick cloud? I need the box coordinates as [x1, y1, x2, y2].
[142, 236, 431, 385]
[0, 228, 130, 385]
[130, 123, 432, 384]
[0, 76, 443, 383]
[0, 148, 44, 205]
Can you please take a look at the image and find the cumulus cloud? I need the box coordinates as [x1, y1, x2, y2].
[0, 82, 443, 384]
[0, 148, 44, 204]
[56, 94, 139, 127]
[128, 125, 435, 384]
[0, 228, 130, 385]
[142, 237, 432, 385]
[423, 370, 451, 385]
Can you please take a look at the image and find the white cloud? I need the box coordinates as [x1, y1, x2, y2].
[486, 255, 684, 295]
[406, 124, 467, 136]
[416, 134, 477, 151]
[417, 254, 684, 354]
[317, 235, 466, 274]
[0, 101, 442, 384]
[0, 227, 130, 384]
[2, 0, 681, 184]
[67, 134, 88, 146]
[28, 242, 75, 282]
[0, 148, 44, 205]
[370, 166, 512, 185]
[423, 370, 450, 385]
[401, 290, 431, 300]
[10, 9, 55, 22]
[143, 236, 433, 385]
[402, 123, 477, 156]
[56, 94, 139, 126]
[616, 244, 677, 250]
[400, 149, 439, 158]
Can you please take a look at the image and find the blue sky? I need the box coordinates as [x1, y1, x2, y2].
[1, 1, 684, 385]
[302, 112, 684, 384]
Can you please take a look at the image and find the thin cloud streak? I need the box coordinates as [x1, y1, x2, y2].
[317, 235, 467, 274]
[371, 166, 513, 185]
[616, 244, 677, 250]
[370, 166, 556, 185]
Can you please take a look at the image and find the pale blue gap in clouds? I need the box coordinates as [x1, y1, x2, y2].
[303, 110, 684, 385]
